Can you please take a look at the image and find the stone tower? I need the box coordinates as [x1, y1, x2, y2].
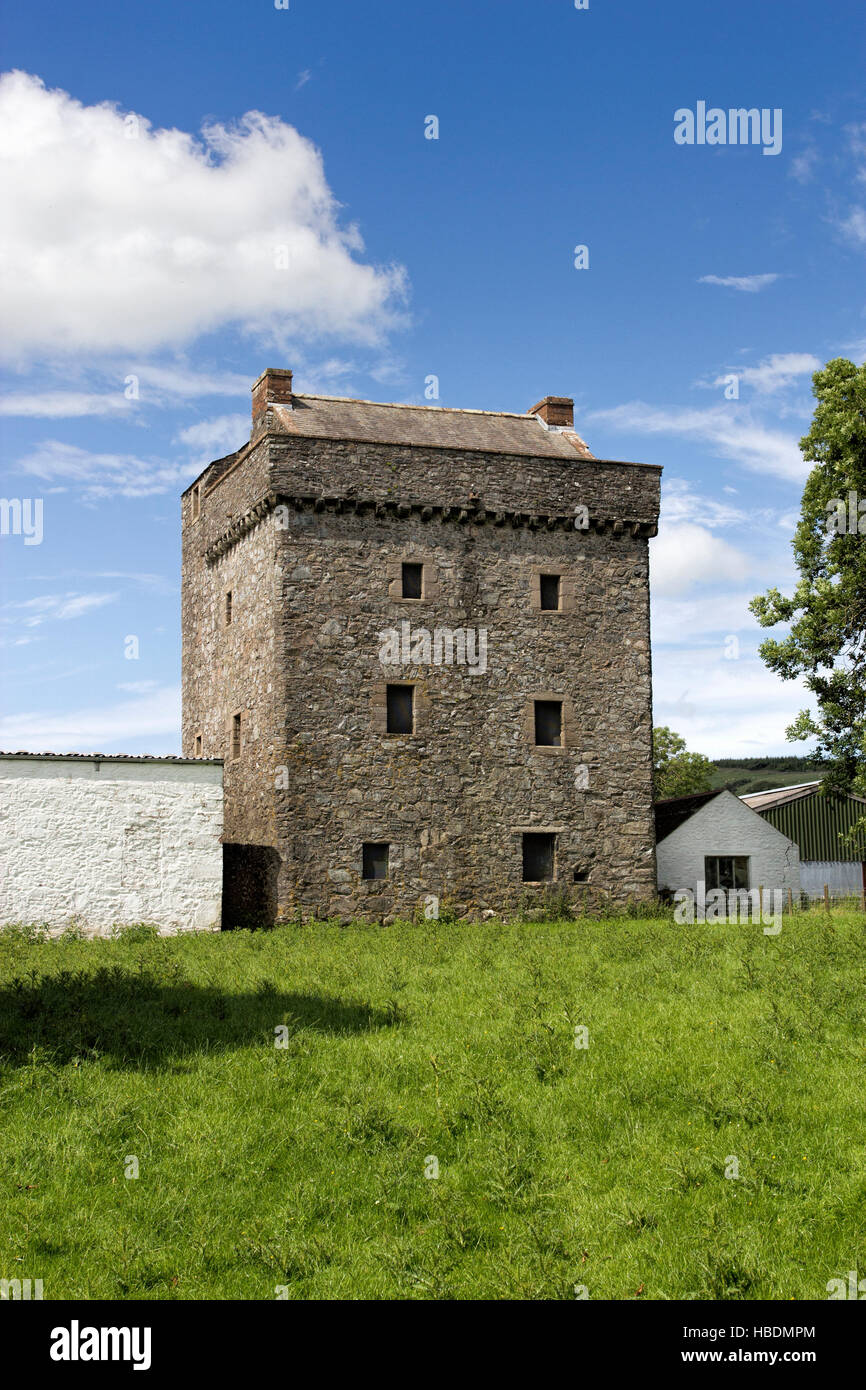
[182, 369, 661, 923]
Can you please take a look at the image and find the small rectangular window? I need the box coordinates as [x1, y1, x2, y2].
[362, 842, 389, 880]
[386, 684, 414, 734]
[534, 700, 562, 747]
[539, 574, 561, 611]
[225, 590, 233, 625]
[231, 712, 241, 759]
[401, 562, 423, 599]
[194, 734, 202, 757]
[191, 484, 200, 521]
[705, 856, 749, 891]
[523, 833, 555, 882]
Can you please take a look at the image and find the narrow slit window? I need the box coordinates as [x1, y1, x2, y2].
[534, 700, 562, 747]
[225, 590, 233, 626]
[194, 734, 202, 757]
[362, 842, 389, 880]
[539, 574, 561, 611]
[231, 712, 241, 759]
[401, 562, 423, 599]
[386, 684, 414, 734]
[523, 833, 556, 882]
[191, 484, 201, 521]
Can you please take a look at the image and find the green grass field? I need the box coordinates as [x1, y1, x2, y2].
[1, 911, 865, 1301]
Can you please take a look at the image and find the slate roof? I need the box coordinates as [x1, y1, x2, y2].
[0, 751, 223, 765]
[269, 395, 599, 461]
[654, 789, 723, 844]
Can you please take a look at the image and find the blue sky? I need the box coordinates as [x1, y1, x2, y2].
[1, 0, 865, 757]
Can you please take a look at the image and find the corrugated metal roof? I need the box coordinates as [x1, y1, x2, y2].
[741, 781, 825, 811]
[742, 784, 866, 861]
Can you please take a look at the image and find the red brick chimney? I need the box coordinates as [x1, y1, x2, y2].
[527, 396, 574, 429]
[252, 368, 293, 436]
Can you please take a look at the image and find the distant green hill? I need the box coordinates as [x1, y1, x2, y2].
[709, 757, 826, 797]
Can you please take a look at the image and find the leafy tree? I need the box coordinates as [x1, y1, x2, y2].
[653, 726, 717, 799]
[749, 358, 866, 807]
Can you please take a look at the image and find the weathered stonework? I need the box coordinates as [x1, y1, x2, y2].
[182, 375, 661, 922]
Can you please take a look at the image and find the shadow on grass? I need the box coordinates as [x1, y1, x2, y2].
[0, 965, 397, 1068]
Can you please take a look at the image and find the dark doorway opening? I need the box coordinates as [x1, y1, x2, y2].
[222, 844, 281, 929]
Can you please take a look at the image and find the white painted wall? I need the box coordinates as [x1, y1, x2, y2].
[656, 790, 800, 898]
[0, 755, 223, 935]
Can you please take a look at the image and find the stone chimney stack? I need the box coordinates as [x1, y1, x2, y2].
[527, 396, 574, 429]
[252, 368, 293, 437]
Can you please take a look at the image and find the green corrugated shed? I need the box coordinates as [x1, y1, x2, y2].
[757, 791, 866, 862]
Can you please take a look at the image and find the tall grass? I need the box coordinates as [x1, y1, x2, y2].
[1, 911, 864, 1300]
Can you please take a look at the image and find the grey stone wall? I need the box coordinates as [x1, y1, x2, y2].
[182, 430, 660, 922]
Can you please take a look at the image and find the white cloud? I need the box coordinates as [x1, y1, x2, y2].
[651, 590, 764, 644]
[650, 522, 755, 597]
[651, 646, 816, 758]
[0, 363, 253, 419]
[0, 71, 407, 365]
[660, 478, 749, 529]
[790, 145, 818, 184]
[2, 592, 118, 627]
[711, 352, 821, 395]
[0, 683, 181, 753]
[129, 363, 252, 401]
[174, 413, 248, 465]
[15, 440, 196, 499]
[116, 679, 159, 694]
[838, 207, 866, 246]
[0, 391, 132, 418]
[698, 273, 780, 293]
[587, 401, 807, 483]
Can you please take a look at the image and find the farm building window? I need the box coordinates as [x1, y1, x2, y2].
[705, 856, 750, 891]
[386, 684, 414, 734]
[523, 833, 556, 882]
[539, 574, 561, 611]
[362, 842, 389, 880]
[534, 700, 562, 747]
[401, 562, 423, 599]
[231, 712, 242, 760]
[225, 590, 233, 625]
